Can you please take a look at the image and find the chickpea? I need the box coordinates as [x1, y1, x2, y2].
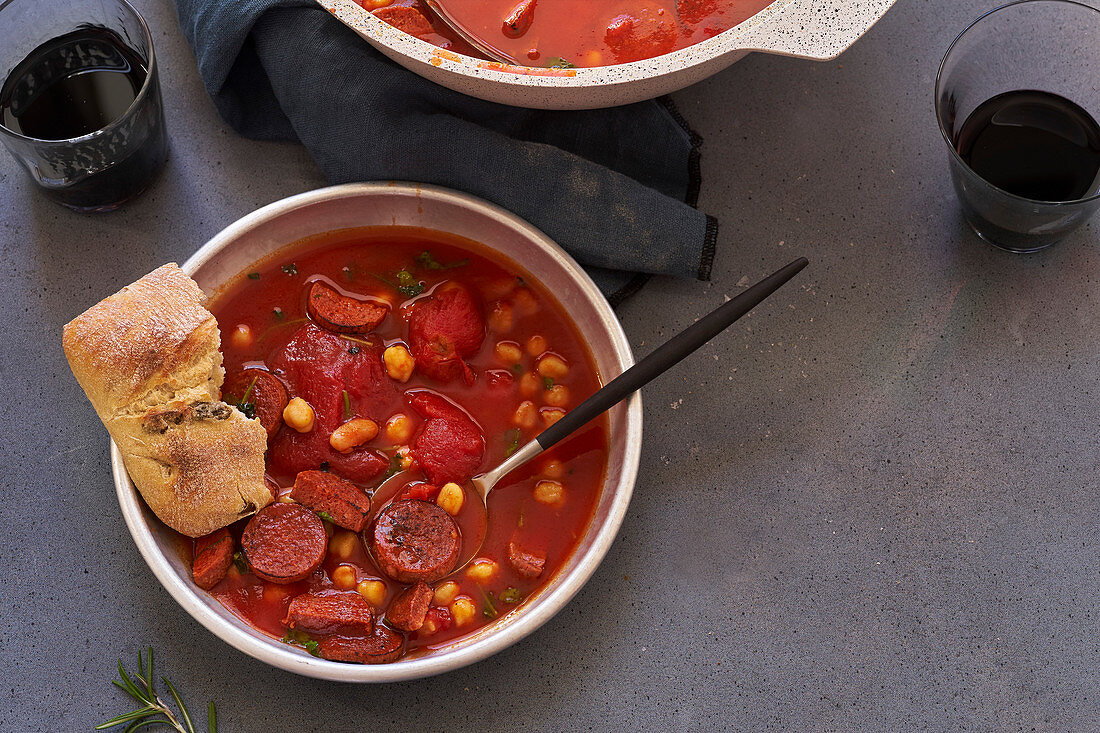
[466, 558, 499, 583]
[329, 530, 358, 560]
[383, 344, 415, 383]
[541, 407, 566, 426]
[536, 353, 569, 379]
[384, 413, 415, 444]
[277, 493, 297, 504]
[534, 479, 565, 506]
[494, 340, 523, 366]
[436, 482, 465, 516]
[526, 335, 548, 356]
[451, 596, 477, 626]
[488, 301, 513, 333]
[330, 418, 379, 453]
[433, 580, 460, 606]
[584, 51, 604, 67]
[282, 397, 315, 433]
[263, 584, 290, 603]
[519, 371, 541, 398]
[422, 616, 440, 634]
[483, 277, 517, 301]
[544, 384, 570, 408]
[541, 459, 564, 479]
[361, 0, 392, 7]
[357, 579, 387, 607]
[512, 400, 537, 429]
[332, 564, 357, 590]
[230, 324, 253, 350]
[513, 287, 537, 316]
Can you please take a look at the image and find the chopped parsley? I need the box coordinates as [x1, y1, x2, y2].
[416, 250, 469, 271]
[229, 376, 259, 420]
[503, 428, 521, 457]
[382, 452, 403, 481]
[342, 389, 352, 420]
[499, 587, 523, 604]
[272, 307, 284, 320]
[482, 590, 499, 619]
[247, 272, 261, 280]
[395, 270, 425, 297]
[280, 263, 298, 275]
[542, 377, 554, 390]
[545, 56, 576, 69]
[232, 551, 249, 574]
[282, 630, 321, 656]
[509, 363, 524, 374]
[317, 511, 335, 523]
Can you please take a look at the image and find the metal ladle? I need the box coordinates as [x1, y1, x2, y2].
[370, 257, 808, 568]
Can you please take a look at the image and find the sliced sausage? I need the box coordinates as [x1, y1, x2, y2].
[241, 503, 327, 584]
[283, 591, 374, 635]
[291, 470, 372, 532]
[192, 529, 234, 590]
[385, 582, 434, 632]
[223, 368, 288, 437]
[306, 280, 388, 334]
[507, 541, 545, 579]
[407, 287, 484, 385]
[317, 627, 404, 664]
[370, 500, 461, 583]
[372, 6, 434, 37]
[502, 0, 536, 38]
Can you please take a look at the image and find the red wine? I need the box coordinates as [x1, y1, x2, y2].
[956, 90, 1100, 202]
[0, 27, 167, 211]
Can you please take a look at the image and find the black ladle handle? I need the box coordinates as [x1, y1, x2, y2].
[536, 257, 809, 450]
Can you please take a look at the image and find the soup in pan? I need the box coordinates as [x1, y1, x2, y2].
[190, 227, 609, 663]
[358, 0, 774, 67]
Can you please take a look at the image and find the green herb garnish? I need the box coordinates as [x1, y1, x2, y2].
[504, 428, 521, 457]
[416, 251, 469, 271]
[382, 452, 403, 481]
[510, 363, 524, 374]
[545, 57, 576, 69]
[232, 551, 249, 575]
[303, 639, 321, 657]
[395, 269, 425, 297]
[247, 272, 260, 280]
[96, 648, 216, 733]
[342, 265, 355, 281]
[482, 590, 499, 619]
[317, 511, 335, 523]
[499, 587, 523, 604]
[272, 307, 284, 320]
[282, 631, 321, 657]
[542, 377, 554, 390]
[342, 389, 352, 420]
[281, 263, 298, 275]
[229, 376, 259, 420]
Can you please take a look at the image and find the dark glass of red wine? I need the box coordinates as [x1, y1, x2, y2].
[936, 1, 1100, 253]
[0, 0, 168, 213]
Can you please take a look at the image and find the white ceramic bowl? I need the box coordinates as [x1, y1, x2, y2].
[319, 0, 898, 109]
[112, 182, 643, 682]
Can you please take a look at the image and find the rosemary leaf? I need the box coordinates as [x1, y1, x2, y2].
[209, 702, 217, 733]
[162, 676, 196, 733]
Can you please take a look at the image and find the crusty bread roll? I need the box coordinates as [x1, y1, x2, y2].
[63, 263, 273, 537]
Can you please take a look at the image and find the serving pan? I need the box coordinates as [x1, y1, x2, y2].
[111, 182, 643, 681]
[318, 0, 899, 109]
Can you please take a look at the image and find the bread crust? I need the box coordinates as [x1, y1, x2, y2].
[64, 263, 272, 537]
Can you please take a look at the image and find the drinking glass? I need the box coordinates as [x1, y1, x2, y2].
[935, 0, 1100, 253]
[0, 0, 168, 213]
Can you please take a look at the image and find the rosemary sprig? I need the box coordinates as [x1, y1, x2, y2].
[96, 648, 216, 733]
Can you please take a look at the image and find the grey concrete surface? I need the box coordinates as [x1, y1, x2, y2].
[2, 0, 1098, 730]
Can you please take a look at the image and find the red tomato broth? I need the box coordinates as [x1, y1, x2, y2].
[200, 226, 609, 660]
[361, 0, 774, 67]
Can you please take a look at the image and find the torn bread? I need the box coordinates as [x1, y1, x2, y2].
[63, 263, 272, 537]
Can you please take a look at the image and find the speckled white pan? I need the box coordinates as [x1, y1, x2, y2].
[318, 0, 898, 109]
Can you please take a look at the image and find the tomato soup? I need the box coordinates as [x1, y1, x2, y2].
[359, 0, 774, 67]
[194, 227, 609, 663]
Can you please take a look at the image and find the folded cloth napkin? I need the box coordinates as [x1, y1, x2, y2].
[174, 0, 718, 304]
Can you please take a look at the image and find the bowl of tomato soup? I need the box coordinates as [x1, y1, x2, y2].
[112, 182, 642, 681]
[320, 0, 898, 109]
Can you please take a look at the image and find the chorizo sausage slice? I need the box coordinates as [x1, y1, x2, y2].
[290, 470, 371, 532]
[370, 500, 461, 583]
[507, 541, 545, 579]
[241, 503, 327, 584]
[192, 529, 234, 590]
[306, 281, 387, 334]
[317, 627, 405, 664]
[283, 591, 374, 635]
[385, 582, 434, 632]
[223, 368, 288, 437]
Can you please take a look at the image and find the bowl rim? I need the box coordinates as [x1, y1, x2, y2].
[111, 182, 644, 682]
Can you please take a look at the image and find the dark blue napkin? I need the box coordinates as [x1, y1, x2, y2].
[173, 0, 717, 304]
